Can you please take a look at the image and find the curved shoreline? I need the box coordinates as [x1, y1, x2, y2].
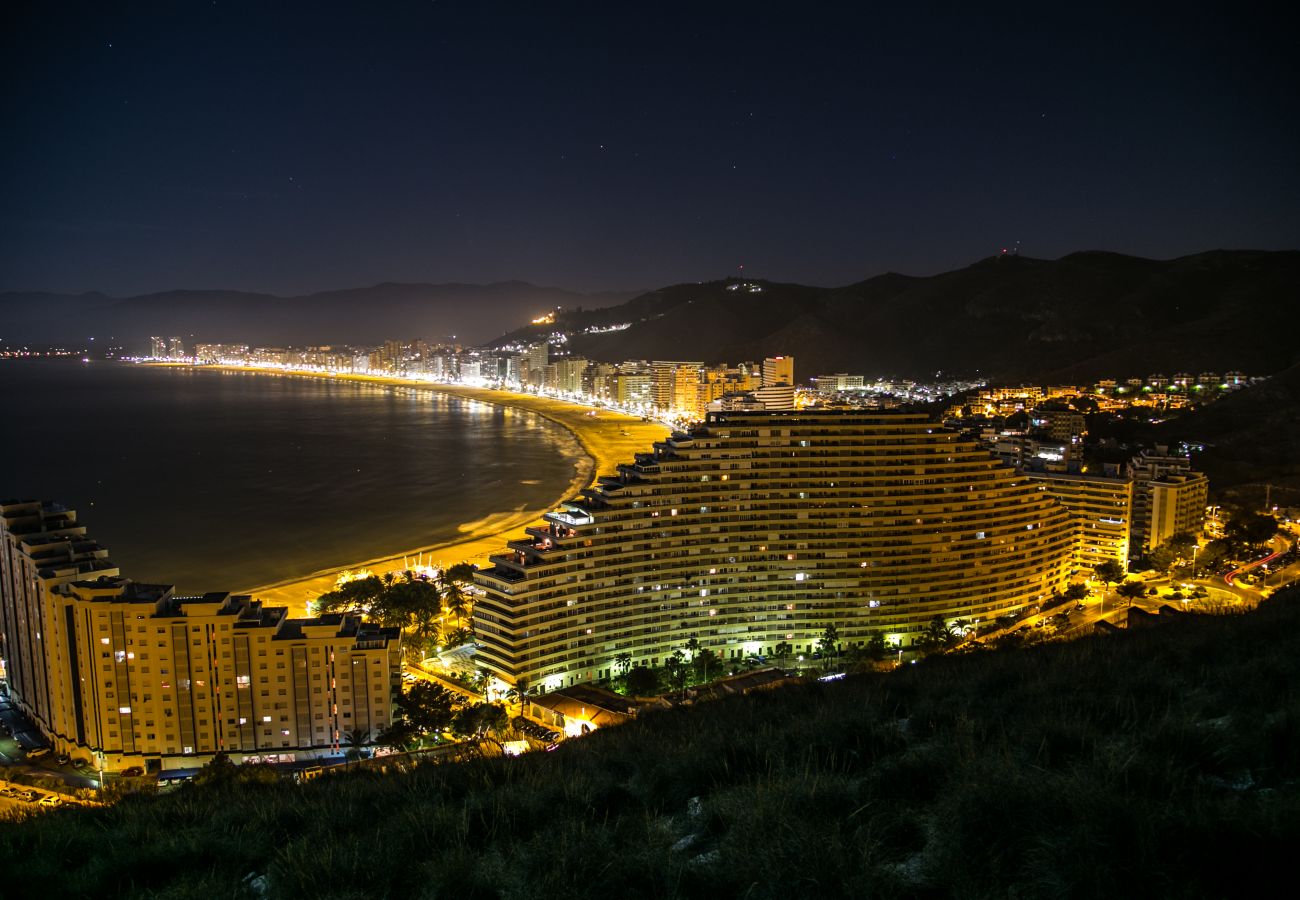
[210, 367, 669, 613]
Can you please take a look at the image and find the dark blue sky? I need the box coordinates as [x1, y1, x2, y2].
[3, 2, 1296, 295]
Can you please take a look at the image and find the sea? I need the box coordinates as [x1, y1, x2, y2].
[0, 359, 584, 593]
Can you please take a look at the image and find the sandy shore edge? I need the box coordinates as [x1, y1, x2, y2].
[203, 367, 668, 613]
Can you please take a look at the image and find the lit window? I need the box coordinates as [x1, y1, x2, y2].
[118, 706, 131, 714]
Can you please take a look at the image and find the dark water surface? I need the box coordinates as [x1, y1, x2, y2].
[0, 360, 582, 592]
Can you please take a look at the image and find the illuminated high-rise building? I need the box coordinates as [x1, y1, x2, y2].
[474, 410, 1074, 690]
[762, 355, 794, 387]
[1027, 472, 1132, 573]
[0, 501, 401, 773]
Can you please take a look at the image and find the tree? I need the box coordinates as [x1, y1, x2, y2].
[193, 751, 238, 787]
[817, 623, 840, 667]
[1227, 513, 1280, 549]
[1094, 560, 1125, 587]
[1063, 583, 1089, 602]
[343, 728, 372, 764]
[314, 570, 441, 633]
[1115, 580, 1146, 606]
[691, 647, 718, 684]
[314, 576, 385, 617]
[920, 616, 957, 654]
[440, 562, 477, 627]
[625, 665, 658, 696]
[408, 606, 442, 661]
[865, 632, 888, 662]
[442, 626, 474, 649]
[613, 652, 632, 678]
[506, 679, 534, 717]
[774, 641, 793, 668]
[376, 719, 420, 752]
[395, 681, 456, 736]
[452, 702, 509, 741]
[664, 650, 689, 696]
[1194, 539, 1232, 576]
[1166, 531, 1198, 557]
[1147, 544, 1179, 574]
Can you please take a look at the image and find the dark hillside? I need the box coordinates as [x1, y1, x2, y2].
[1162, 360, 1300, 506]
[510, 251, 1300, 381]
[5, 587, 1300, 898]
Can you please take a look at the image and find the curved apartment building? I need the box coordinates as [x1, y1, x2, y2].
[474, 410, 1074, 690]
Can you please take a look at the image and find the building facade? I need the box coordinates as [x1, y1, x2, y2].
[1126, 448, 1209, 554]
[473, 411, 1074, 690]
[1027, 472, 1132, 573]
[1, 501, 401, 772]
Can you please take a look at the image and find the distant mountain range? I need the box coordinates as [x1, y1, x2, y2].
[0, 282, 637, 351]
[493, 250, 1300, 382]
[6, 251, 1299, 382]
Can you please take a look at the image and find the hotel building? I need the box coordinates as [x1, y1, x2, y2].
[0, 500, 401, 772]
[1126, 448, 1209, 553]
[474, 410, 1074, 690]
[1026, 472, 1132, 573]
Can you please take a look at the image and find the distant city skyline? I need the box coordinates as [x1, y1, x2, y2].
[3, 5, 1297, 296]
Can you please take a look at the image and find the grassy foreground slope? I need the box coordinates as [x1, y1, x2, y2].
[5, 590, 1300, 899]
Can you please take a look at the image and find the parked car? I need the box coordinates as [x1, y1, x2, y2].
[121, 766, 144, 777]
[26, 747, 50, 759]
[55, 754, 70, 766]
[37, 795, 61, 807]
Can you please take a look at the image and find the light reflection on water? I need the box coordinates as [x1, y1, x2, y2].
[0, 360, 581, 592]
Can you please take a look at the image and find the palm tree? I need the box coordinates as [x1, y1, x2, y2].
[439, 562, 476, 627]
[505, 679, 533, 721]
[614, 651, 633, 678]
[664, 650, 689, 698]
[774, 641, 793, 668]
[343, 727, 372, 766]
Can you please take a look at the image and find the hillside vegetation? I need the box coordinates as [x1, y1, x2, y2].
[4, 587, 1299, 899]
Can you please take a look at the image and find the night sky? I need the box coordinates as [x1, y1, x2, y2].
[3, 2, 1297, 296]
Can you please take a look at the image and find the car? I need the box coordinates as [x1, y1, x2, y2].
[26, 747, 50, 759]
[37, 795, 61, 807]
[55, 754, 70, 766]
[121, 766, 145, 777]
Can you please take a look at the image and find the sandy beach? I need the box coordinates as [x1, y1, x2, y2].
[225, 369, 670, 615]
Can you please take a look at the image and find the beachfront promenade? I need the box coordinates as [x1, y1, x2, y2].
[234, 371, 669, 615]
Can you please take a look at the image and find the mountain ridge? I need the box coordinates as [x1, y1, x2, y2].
[492, 249, 1300, 381]
[0, 282, 640, 350]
